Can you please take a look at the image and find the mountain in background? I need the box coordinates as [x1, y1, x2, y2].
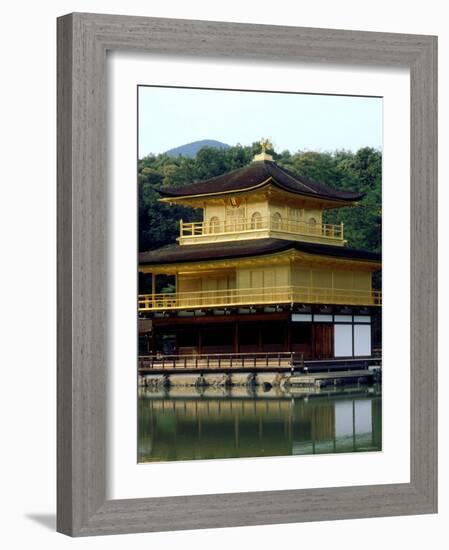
[165, 139, 230, 157]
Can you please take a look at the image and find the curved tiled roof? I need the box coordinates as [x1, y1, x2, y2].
[158, 160, 363, 202]
[139, 238, 381, 266]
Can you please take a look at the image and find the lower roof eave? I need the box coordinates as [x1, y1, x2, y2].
[139, 238, 381, 271]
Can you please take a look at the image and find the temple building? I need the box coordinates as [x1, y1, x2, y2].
[138, 141, 381, 364]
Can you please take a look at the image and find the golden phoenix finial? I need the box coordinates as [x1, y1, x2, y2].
[260, 137, 272, 153]
[252, 138, 274, 162]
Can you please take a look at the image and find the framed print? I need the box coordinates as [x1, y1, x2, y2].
[57, 13, 437, 536]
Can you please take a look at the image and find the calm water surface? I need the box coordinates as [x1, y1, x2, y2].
[138, 385, 382, 462]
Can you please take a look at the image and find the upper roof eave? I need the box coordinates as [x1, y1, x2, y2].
[158, 178, 364, 205]
[156, 160, 364, 203]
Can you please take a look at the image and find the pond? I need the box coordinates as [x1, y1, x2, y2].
[138, 384, 382, 462]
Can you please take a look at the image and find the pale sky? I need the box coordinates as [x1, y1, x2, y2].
[138, 86, 382, 158]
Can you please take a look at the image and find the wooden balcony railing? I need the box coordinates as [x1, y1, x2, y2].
[179, 217, 344, 242]
[138, 353, 380, 371]
[139, 352, 296, 370]
[138, 285, 382, 311]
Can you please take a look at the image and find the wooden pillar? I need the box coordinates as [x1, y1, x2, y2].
[198, 326, 202, 355]
[234, 322, 239, 353]
[151, 329, 156, 355]
[151, 272, 156, 296]
[311, 324, 316, 359]
[286, 320, 292, 352]
[173, 327, 179, 355]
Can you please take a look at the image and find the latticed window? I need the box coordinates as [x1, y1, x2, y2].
[209, 216, 220, 233]
[251, 211, 262, 229]
[272, 212, 282, 230]
[308, 217, 318, 234]
[225, 205, 245, 231]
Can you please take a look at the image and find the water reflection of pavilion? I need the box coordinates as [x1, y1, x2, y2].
[138, 388, 381, 462]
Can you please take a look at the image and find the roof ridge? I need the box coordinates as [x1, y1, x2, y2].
[268, 161, 320, 194]
[272, 162, 361, 197]
[158, 161, 267, 196]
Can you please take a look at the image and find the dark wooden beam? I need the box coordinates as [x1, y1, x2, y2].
[151, 311, 290, 327]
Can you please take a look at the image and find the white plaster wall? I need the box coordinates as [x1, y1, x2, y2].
[334, 324, 353, 357]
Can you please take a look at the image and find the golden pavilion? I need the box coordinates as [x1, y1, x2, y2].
[138, 141, 381, 364]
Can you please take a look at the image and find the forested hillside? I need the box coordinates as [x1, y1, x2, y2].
[138, 142, 381, 254]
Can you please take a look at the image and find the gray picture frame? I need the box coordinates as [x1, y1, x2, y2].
[57, 12, 438, 537]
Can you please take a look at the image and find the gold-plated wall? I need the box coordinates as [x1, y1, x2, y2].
[176, 263, 372, 295]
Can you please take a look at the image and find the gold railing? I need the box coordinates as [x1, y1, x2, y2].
[180, 217, 344, 241]
[138, 285, 381, 311]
